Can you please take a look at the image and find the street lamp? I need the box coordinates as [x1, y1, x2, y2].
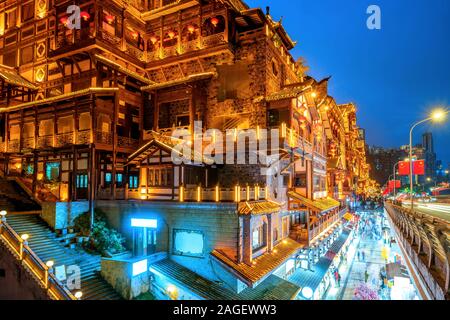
[409, 108, 449, 209]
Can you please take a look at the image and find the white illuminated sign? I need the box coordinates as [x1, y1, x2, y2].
[132, 259, 148, 276]
[131, 218, 157, 228]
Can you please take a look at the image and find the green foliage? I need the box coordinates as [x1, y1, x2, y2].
[74, 209, 126, 255]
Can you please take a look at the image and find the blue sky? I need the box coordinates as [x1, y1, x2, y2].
[246, 0, 450, 165]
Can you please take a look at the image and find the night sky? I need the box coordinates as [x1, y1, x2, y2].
[246, 0, 450, 165]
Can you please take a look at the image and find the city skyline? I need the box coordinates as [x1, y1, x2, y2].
[247, 0, 450, 163]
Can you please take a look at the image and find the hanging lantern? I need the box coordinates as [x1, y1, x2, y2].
[210, 16, 219, 27]
[150, 35, 158, 44]
[150, 36, 158, 44]
[80, 11, 90, 21]
[168, 30, 176, 39]
[60, 16, 69, 26]
[187, 24, 195, 34]
[105, 14, 115, 24]
[131, 30, 139, 40]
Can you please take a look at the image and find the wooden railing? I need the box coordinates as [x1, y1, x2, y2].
[0, 218, 76, 300]
[384, 202, 449, 300]
[131, 185, 268, 202]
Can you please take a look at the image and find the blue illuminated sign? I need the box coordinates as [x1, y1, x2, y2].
[132, 259, 148, 276]
[131, 218, 157, 228]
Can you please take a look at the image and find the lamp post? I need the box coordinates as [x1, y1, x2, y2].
[409, 109, 449, 209]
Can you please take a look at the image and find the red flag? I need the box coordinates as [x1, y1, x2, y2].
[388, 180, 401, 189]
[398, 161, 410, 175]
[413, 160, 425, 175]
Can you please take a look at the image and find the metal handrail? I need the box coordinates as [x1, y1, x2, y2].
[0, 219, 76, 300]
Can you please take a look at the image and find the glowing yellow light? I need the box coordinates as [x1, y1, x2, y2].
[179, 186, 184, 202]
[215, 185, 219, 202]
[74, 291, 83, 299]
[21, 234, 29, 241]
[0, 210, 7, 217]
[167, 285, 176, 294]
[37, 173, 44, 180]
[311, 92, 317, 98]
[197, 186, 201, 202]
[282, 240, 287, 244]
[46, 260, 54, 268]
[15, 163, 22, 170]
[281, 123, 286, 138]
[431, 108, 447, 122]
[140, 187, 147, 194]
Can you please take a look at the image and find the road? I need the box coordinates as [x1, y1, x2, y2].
[401, 201, 450, 222]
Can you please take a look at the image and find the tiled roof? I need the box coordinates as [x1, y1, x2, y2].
[0, 87, 118, 113]
[150, 259, 239, 300]
[238, 274, 300, 300]
[141, 72, 216, 91]
[238, 200, 280, 216]
[150, 259, 300, 300]
[125, 130, 212, 166]
[287, 191, 340, 212]
[0, 66, 39, 90]
[211, 238, 303, 286]
[95, 54, 154, 84]
[286, 229, 351, 298]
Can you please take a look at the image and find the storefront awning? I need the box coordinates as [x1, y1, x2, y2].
[211, 238, 303, 287]
[288, 191, 340, 213]
[238, 200, 281, 216]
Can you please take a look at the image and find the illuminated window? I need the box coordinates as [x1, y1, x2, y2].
[252, 224, 266, 250]
[45, 162, 60, 181]
[105, 173, 112, 183]
[76, 174, 88, 188]
[173, 229, 204, 257]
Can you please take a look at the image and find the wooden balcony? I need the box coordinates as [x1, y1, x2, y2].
[129, 185, 268, 202]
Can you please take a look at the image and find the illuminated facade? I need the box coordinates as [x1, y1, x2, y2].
[0, 0, 375, 300]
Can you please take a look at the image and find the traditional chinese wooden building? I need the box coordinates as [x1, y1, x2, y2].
[0, 0, 374, 300]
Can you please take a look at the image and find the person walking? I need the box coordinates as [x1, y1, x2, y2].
[362, 250, 365, 261]
[357, 250, 361, 261]
[364, 270, 369, 283]
[337, 272, 341, 287]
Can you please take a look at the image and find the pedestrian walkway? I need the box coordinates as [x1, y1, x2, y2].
[324, 210, 420, 300]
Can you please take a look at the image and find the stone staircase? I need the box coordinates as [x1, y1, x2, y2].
[5, 214, 122, 300]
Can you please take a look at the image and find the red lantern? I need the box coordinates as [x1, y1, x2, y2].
[105, 14, 115, 24]
[131, 31, 138, 40]
[187, 24, 195, 34]
[60, 16, 69, 26]
[211, 17, 219, 27]
[80, 11, 90, 21]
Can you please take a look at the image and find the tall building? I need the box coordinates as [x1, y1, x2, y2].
[422, 132, 436, 180]
[0, 0, 373, 300]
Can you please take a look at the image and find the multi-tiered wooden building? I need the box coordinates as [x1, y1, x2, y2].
[0, 0, 373, 300]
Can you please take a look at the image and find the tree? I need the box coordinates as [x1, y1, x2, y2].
[353, 283, 379, 300]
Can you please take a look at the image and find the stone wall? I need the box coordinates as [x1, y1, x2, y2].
[100, 253, 167, 300]
[0, 243, 50, 300]
[96, 201, 239, 285]
[41, 201, 89, 230]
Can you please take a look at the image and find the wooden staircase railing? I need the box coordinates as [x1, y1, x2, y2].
[0, 217, 76, 300]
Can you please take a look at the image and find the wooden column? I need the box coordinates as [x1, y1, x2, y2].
[267, 214, 273, 252]
[243, 215, 253, 265]
[189, 86, 195, 134]
[111, 85, 118, 200]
